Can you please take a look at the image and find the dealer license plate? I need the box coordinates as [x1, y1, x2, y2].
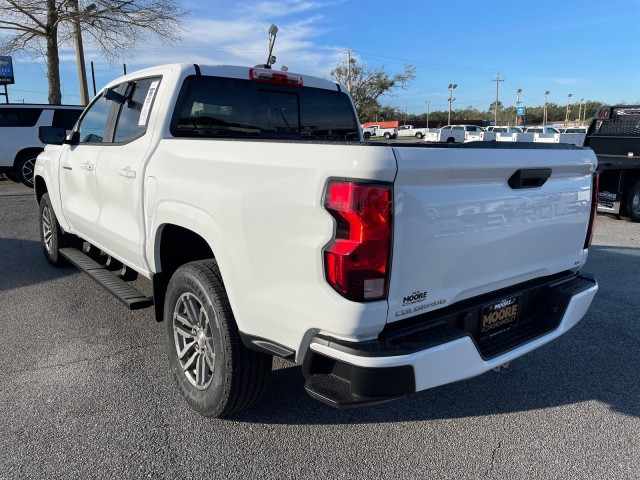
[480, 295, 521, 337]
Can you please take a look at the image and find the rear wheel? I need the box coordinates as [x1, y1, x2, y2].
[384, 132, 391, 139]
[164, 260, 272, 417]
[625, 180, 640, 222]
[446, 137, 455, 143]
[415, 132, 424, 139]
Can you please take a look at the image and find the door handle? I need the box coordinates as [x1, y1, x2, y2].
[80, 162, 94, 171]
[118, 168, 136, 179]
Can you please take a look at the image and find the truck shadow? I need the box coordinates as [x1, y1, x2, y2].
[233, 245, 640, 425]
[0, 238, 74, 292]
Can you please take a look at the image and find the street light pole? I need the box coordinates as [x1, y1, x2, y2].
[516, 88, 522, 126]
[70, 0, 89, 105]
[447, 83, 457, 125]
[565, 93, 573, 127]
[579, 98, 585, 124]
[266, 24, 278, 68]
[543, 91, 550, 126]
[426, 100, 430, 129]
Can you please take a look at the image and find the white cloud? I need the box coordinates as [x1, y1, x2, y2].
[235, 0, 341, 19]
[71, 14, 345, 81]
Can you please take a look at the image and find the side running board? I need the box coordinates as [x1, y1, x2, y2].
[59, 248, 153, 310]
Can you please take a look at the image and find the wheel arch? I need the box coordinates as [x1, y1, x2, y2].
[152, 223, 218, 322]
[14, 147, 44, 168]
[34, 175, 48, 204]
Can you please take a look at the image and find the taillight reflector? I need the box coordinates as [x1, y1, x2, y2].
[323, 180, 392, 301]
[584, 170, 600, 249]
[249, 68, 303, 87]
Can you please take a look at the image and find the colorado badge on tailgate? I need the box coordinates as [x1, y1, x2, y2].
[481, 295, 521, 336]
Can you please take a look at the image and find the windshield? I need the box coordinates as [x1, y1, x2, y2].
[171, 75, 359, 141]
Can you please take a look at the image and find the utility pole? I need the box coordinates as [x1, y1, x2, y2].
[345, 49, 352, 93]
[447, 83, 457, 125]
[492, 71, 503, 126]
[516, 88, 522, 126]
[70, 0, 89, 105]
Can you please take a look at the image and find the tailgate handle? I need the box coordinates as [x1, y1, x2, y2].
[508, 168, 552, 189]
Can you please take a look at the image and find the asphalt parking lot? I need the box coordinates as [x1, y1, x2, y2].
[1, 180, 638, 479]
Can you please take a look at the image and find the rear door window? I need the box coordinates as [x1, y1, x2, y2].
[113, 77, 160, 143]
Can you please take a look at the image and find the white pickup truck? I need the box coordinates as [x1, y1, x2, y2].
[426, 124, 484, 143]
[35, 63, 598, 418]
[362, 124, 397, 139]
[396, 124, 428, 139]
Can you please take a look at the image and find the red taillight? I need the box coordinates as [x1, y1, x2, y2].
[249, 68, 303, 87]
[323, 180, 392, 301]
[584, 170, 600, 249]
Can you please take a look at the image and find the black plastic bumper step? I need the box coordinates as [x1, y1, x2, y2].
[59, 248, 153, 310]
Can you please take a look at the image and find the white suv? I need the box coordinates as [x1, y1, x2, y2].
[0, 104, 83, 187]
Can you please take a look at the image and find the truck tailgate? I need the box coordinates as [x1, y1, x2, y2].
[387, 144, 596, 323]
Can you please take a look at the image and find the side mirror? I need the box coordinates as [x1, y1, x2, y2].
[38, 126, 66, 145]
[104, 87, 127, 104]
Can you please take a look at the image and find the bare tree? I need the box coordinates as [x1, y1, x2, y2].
[0, 0, 188, 104]
[331, 56, 416, 122]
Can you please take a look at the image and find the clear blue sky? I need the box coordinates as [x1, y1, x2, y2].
[5, 0, 640, 114]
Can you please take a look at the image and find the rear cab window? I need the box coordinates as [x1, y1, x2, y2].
[170, 75, 359, 141]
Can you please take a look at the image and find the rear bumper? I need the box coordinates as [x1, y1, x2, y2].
[302, 273, 598, 408]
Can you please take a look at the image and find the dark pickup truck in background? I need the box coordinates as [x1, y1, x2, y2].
[584, 105, 640, 222]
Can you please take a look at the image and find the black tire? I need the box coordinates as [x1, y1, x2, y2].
[164, 260, 272, 417]
[415, 132, 424, 139]
[363, 132, 371, 140]
[15, 151, 41, 188]
[39, 193, 69, 267]
[3, 172, 20, 183]
[624, 179, 640, 222]
[446, 137, 455, 143]
[384, 132, 391, 139]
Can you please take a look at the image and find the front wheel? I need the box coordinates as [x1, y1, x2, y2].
[363, 132, 371, 140]
[39, 193, 69, 267]
[164, 260, 272, 417]
[625, 180, 640, 222]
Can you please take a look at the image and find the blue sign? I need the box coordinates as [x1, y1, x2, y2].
[516, 106, 526, 116]
[0, 56, 15, 85]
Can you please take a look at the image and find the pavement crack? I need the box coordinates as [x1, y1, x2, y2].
[483, 440, 502, 479]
